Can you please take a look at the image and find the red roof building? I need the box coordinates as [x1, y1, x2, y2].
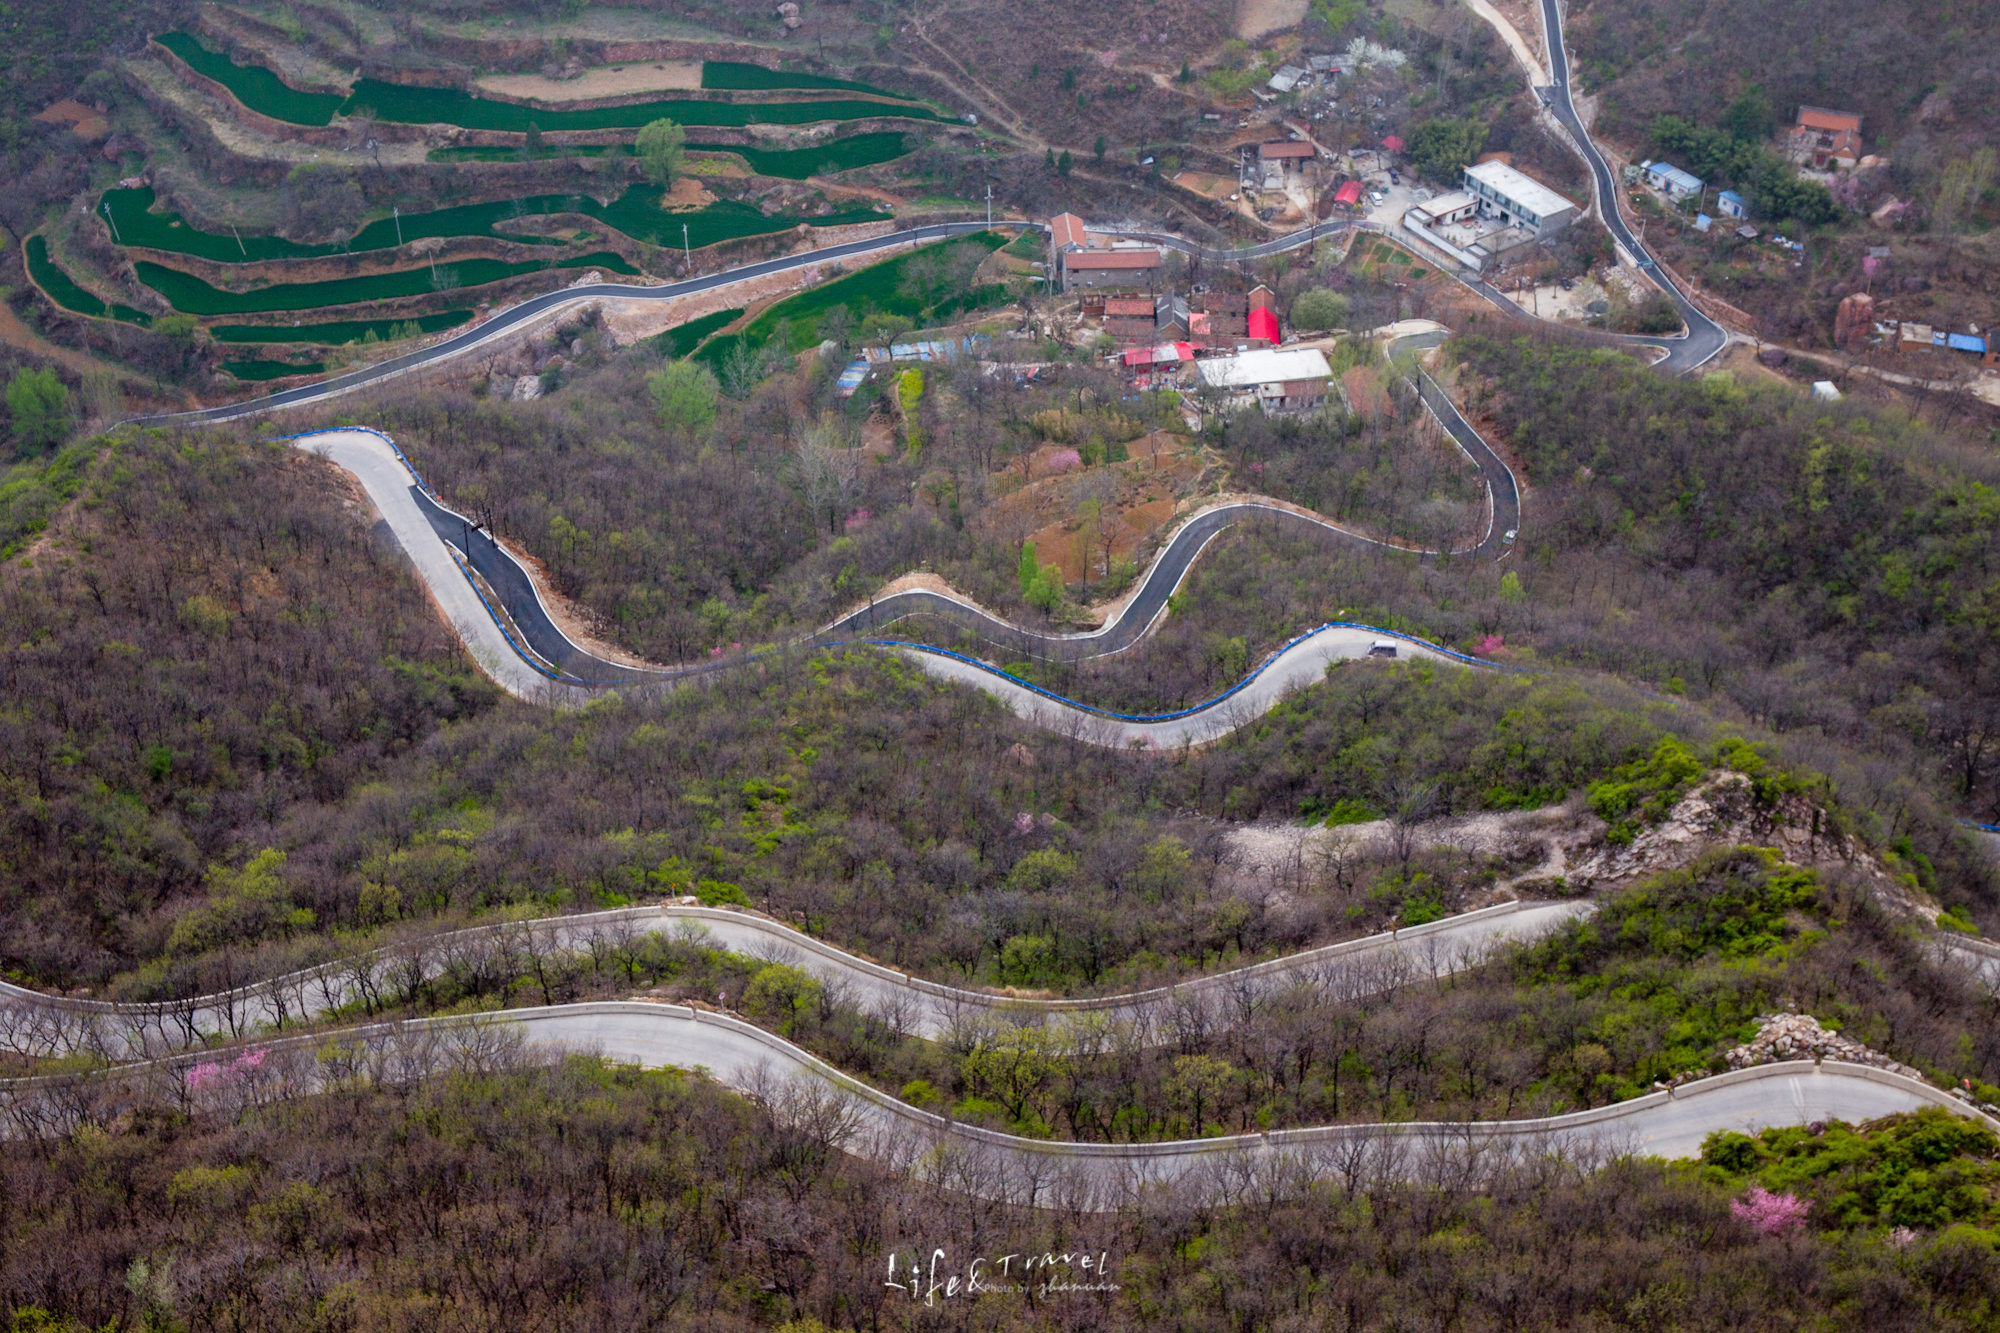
[1789, 107, 1862, 170]
[1380, 134, 1406, 153]
[1332, 180, 1363, 207]
[1247, 306, 1280, 344]
[1048, 213, 1089, 251]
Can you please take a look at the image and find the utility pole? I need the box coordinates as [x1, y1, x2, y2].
[985, 183, 992, 228]
[683, 223, 691, 272]
[101, 199, 121, 245]
[393, 206, 403, 246]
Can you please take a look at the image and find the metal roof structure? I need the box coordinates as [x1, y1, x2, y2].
[1466, 160, 1580, 218]
[1196, 347, 1332, 390]
[1641, 161, 1704, 193]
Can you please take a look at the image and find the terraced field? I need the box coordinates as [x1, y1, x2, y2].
[426, 130, 913, 180]
[692, 230, 1010, 369]
[102, 186, 891, 261]
[25, 238, 152, 326]
[155, 32, 941, 130]
[132, 251, 636, 316]
[209, 311, 474, 346]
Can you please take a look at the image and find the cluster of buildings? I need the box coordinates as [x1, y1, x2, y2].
[1636, 106, 1870, 231]
[1046, 213, 1332, 410]
[1402, 160, 1580, 272]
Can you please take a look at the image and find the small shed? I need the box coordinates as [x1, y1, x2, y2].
[1716, 190, 1746, 219]
[1267, 65, 1307, 92]
[1643, 162, 1703, 197]
[1811, 381, 1841, 401]
[1332, 180, 1363, 207]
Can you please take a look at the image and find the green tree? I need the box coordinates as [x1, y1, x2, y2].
[1094, 134, 1106, 161]
[1290, 288, 1350, 331]
[635, 118, 687, 186]
[1057, 149, 1074, 177]
[1406, 117, 1488, 181]
[1499, 570, 1526, 602]
[741, 962, 821, 1035]
[1724, 87, 1773, 144]
[1165, 1053, 1238, 1135]
[646, 360, 720, 439]
[5, 368, 71, 455]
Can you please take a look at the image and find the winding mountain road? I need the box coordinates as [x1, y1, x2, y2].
[1532, 0, 1729, 373]
[0, 900, 1584, 1059]
[6, 897, 1993, 1206]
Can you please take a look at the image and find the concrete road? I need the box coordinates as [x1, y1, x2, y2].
[0, 901, 1585, 1056]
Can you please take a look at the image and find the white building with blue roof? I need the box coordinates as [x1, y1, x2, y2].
[1642, 161, 1703, 198]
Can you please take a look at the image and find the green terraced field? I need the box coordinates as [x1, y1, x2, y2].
[25, 237, 152, 325]
[134, 251, 635, 316]
[427, 131, 911, 180]
[155, 33, 938, 131]
[694, 232, 1009, 371]
[154, 31, 345, 126]
[583, 191, 887, 248]
[654, 307, 742, 359]
[100, 185, 891, 264]
[99, 187, 564, 262]
[209, 310, 473, 345]
[222, 359, 326, 381]
[699, 62, 899, 97]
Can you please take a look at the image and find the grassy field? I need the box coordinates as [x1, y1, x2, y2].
[209, 310, 473, 345]
[25, 236, 152, 325]
[99, 186, 886, 262]
[134, 251, 634, 315]
[221, 358, 325, 380]
[155, 33, 940, 131]
[153, 31, 344, 126]
[693, 231, 1009, 370]
[654, 306, 742, 358]
[699, 62, 903, 97]
[428, 131, 911, 180]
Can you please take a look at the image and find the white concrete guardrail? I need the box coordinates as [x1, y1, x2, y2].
[0, 900, 1586, 1059]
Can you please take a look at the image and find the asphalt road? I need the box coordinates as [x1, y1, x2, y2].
[128, 221, 1001, 426]
[1534, 0, 1729, 374]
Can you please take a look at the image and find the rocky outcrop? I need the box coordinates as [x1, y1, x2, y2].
[1724, 1012, 1923, 1080]
[1834, 292, 1874, 353]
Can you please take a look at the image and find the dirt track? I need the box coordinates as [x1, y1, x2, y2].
[474, 61, 704, 102]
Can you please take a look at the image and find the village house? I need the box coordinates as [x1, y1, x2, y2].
[1465, 160, 1579, 235]
[1195, 291, 1249, 340]
[1258, 141, 1318, 174]
[1102, 296, 1157, 348]
[1641, 161, 1703, 201]
[1047, 212, 1164, 292]
[1789, 107, 1863, 171]
[1195, 347, 1334, 413]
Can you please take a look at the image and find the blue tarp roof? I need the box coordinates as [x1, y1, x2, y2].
[1947, 333, 1987, 353]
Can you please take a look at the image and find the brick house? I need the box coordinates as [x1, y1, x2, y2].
[1789, 107, 1863, 170]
